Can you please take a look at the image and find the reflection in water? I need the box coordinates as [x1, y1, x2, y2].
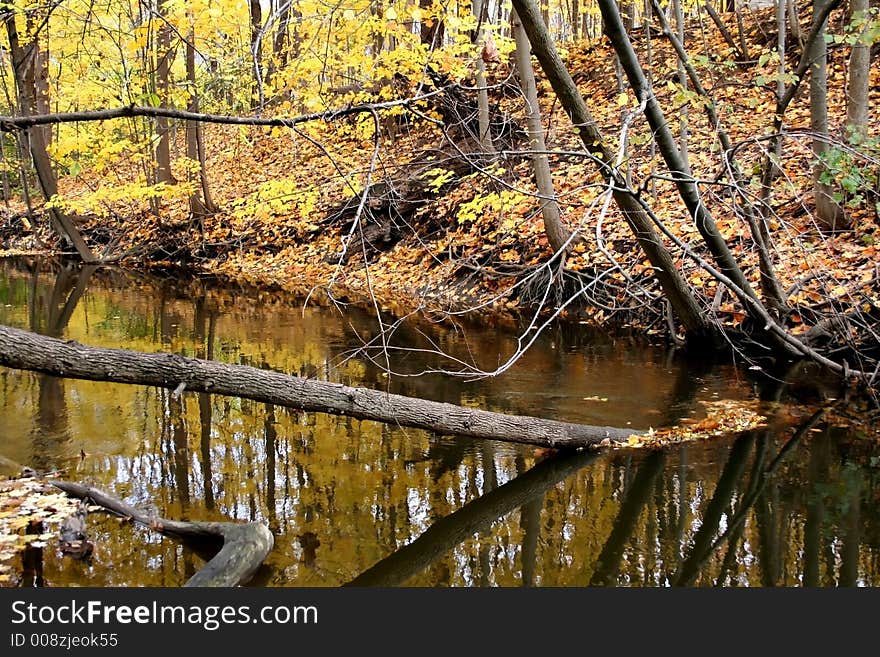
[590, 451, 664, 586]
[1, 258, 880, 587]
[346, 450, 600, 586]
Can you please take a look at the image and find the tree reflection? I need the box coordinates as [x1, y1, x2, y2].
[345, 449, 599, 586]
[589, 451, 664, 586]
[28, 261, 95, 472]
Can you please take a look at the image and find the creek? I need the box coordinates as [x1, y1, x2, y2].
[1, 258, 877, 586]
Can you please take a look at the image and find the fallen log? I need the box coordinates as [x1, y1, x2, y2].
[0, 324, 641, 449]
[50, 480, 273, 587]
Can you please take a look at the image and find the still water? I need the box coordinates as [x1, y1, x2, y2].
[1, 258, 878, 586]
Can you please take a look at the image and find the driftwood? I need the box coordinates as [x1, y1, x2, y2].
[0, 324, 642, 448]
[50, 480, 273, 587]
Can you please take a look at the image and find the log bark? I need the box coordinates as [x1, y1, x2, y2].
[0, 324, 641, 448]
[50, 480, 273, 587]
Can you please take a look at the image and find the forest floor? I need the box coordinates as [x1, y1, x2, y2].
[1, 6, 878, 337]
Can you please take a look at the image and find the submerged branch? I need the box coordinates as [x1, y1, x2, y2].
[50, 479, 273, 587]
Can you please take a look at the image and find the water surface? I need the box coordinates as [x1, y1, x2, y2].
[1, 258, 877, 586]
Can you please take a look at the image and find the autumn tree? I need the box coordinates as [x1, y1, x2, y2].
[472, 0, 494, 153]
[1, 0, 96, 262]
[184, 20, 217, 219]
[507, 0, 714, 340]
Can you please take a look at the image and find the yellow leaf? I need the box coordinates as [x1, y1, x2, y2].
[617, 92, 629, 107]
[385, 7, 397, 20]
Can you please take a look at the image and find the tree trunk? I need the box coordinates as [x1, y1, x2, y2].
[472, 0, 495, 153]
[155, 0, 175, 185]
[774, 0, 787, 175]
[704, 3, 744, 58]
[508, 0, 715, 340]
[599, 0, 769, 323]
[673, 0, 690, 173]
[0, 324, 642, 449]
[845, 0, 870, 135]
[267, 0, 293, 84]
[25, 12, 51, 148]
[512, 9, 571, 253]
[787, 0, 803, 49]
[809, 0, 849, 231]
[650, 0, 789, 316]
[186, 27, 216, 217]
[734, 0, 749, 59]
[346, 449, 599, 586]
[250, 0, 263, 95]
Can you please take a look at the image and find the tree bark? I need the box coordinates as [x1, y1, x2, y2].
[508, 0, 715, 340]
[650, 0, 789, 315]
[25, 12, 51, 148]
[845, 0, 870, 135]
[703, 3, 745, 59]
[598, 0, 781, 333]
[155, 0, 175, 185]
[787, 0, 803, 48]
[673, 0, 690, 173]
[809, 0, 849, 231]
[472, 0, 495, 153]
[51, 480, 273, 587]
[185, 26, 216, 217]
[268, 0, 293, 83]
[512, 9, 571, 253]
[0, 324, 642, 449]
[774, 0, 787, 175]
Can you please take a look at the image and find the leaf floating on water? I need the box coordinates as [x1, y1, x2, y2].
[609, 400, 768, 450]
[0, 476, 82, 584]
